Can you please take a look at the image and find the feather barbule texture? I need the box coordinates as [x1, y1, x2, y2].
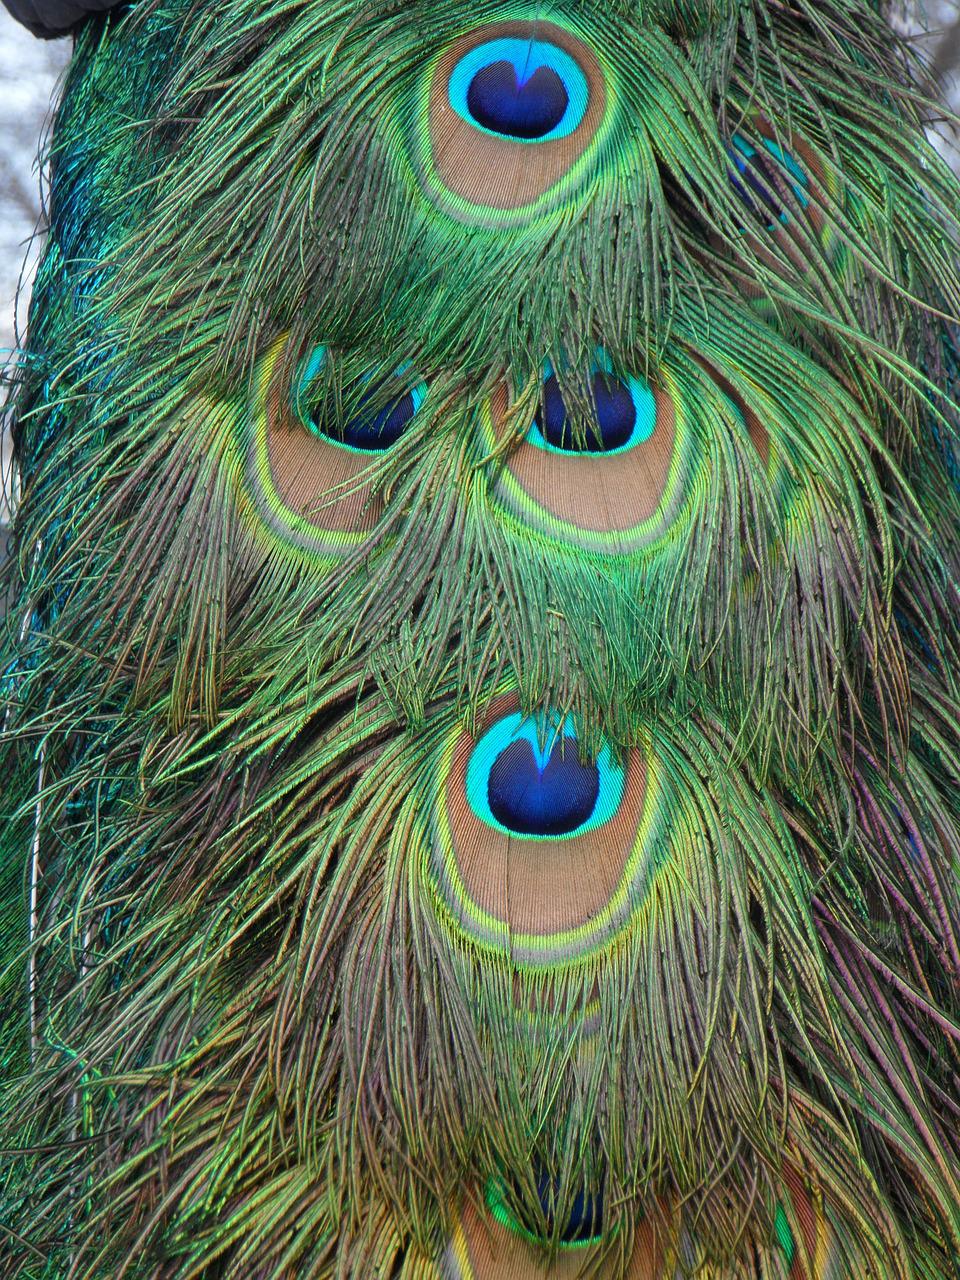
[3, 0, 960, 1276]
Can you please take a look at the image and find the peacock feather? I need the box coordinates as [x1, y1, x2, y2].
[3, 0, 960, 1275]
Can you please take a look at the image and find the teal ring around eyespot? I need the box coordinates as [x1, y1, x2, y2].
[291, 344, 427, 455]
[465, 712, 626, 840]
[525, 352, 656, 455]
[448, 38, 590, 142]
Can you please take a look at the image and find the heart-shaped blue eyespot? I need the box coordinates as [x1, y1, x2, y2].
[488, 737, 599, 836]
[527, 354, 656, 455]
[293, 346, 427, 453]
[727, 134, 810, 231]
[466, 712, 625, 839]
[467, 61, 568, 139]
[449, 38, 589, 142]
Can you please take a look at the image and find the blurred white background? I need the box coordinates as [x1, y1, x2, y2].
[1, 22, 67, 523]
[0, 3, 959, 527]
[0, 21, 67, 356]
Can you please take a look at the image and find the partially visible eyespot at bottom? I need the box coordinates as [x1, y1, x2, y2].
[486, 1172, 604, 1246]
[439, 1188, 664, 1277]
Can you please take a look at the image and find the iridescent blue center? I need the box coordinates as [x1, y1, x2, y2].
[535, 1170, 604, 1243]
[488, 738, 600, 836]
[536, 372, 637, 452]
[467, 61, 568, 139]
[727, 134, 810, 230]
[294, 346, 426, 453]
[487, 1171, 605, 1246]
[526, 354, 657, 456]
[336, 386, 417, 449]
[465, 713, 625, 840]
[448, 38, 589, 143]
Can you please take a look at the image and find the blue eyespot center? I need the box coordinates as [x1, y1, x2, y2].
[536, 1171, 604, 1243]
[727, 134, 810, 231]
[488, 738, 600, 836]
[536, 371, 637, 453]
[526, 355, 657, 456]
[467, 61, 568, 139]
[486, 1171, 605, 1247]
[336, 386, 417, 449]
[465, 712, 625, 840]
[449, 38, 589, 143]
[294, 346, 426, 453]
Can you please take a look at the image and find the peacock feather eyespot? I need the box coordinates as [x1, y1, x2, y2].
[244, 335, 414, 560]
[527, 354, 656, 455]
[412, 19, 609, 224]
[485, 1173, 605, 1248]
[293, 344, 427, 453]
[423, 693, 659, 968]
[449, 38, 589, 142]
[442, 1191, 668, 1277]
[727, 133, 810, 232]
[483, 368, 693, 555]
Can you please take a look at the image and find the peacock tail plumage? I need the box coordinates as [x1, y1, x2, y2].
[3, 0, 960, 1275]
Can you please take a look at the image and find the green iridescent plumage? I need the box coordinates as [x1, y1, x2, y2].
[3, 0, 960, 1276]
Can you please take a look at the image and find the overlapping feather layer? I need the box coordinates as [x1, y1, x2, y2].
[3, 1, 960, 1277]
